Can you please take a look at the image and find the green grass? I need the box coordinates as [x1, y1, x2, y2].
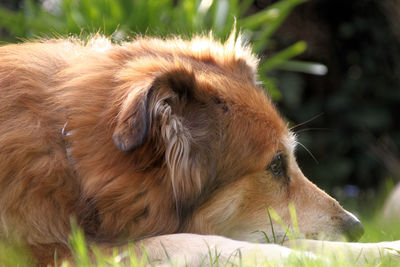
[359, 216, 400, 244]
[0, 0, 328, 101]
[1, 205, 400, 267]
[1, 182, 400, 266]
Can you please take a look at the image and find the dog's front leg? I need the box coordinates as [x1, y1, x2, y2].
[284, 239, 400, 263]
[134, 233, 301, 266]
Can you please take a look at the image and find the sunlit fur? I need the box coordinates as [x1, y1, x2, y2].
[0, 34, 360, 265]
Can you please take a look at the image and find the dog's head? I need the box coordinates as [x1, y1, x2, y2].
[86, 34, 363, 242]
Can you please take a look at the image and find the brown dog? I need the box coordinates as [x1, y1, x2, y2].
[0, 34, 398, 265]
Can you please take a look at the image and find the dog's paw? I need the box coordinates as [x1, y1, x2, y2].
[378, 240, 400, 256]
[237, 243, 318, 266]
[136, 234, 318, 266]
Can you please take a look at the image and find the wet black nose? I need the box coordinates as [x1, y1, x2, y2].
[342, 212, 364, 241]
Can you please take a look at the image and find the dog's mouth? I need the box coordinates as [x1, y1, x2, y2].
[276, 212, 365, 242]
[304, 224, 365, 242]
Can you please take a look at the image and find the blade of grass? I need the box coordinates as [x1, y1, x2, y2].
[280, 225, 290, 245]
[259, 41, 307, 74]
[266, 206, 277, 243]
[238, 0, 254, 17]
[267, 206, 296, 240]
[69, 218, 91, 266]
[239, 0, 307, 30]
[213, 0, 229, 35]
[289, 202, 300, 239]
[251, 0, 308, 52]
[276, 60, 328, 75]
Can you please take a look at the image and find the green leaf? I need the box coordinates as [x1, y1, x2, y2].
[239, 0, 307, 30]
[69, 219, 91, 266]
[259, 41, 307, 74]
[276, 60, 328, 75]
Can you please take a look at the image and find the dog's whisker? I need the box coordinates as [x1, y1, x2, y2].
[295, 127, 332, 134]
[295, 141, 319, 164]
[289, 113, 324, 131]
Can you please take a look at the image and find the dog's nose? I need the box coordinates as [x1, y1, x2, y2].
[342, 211, 364, 241]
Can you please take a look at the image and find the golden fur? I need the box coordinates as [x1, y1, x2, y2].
[0, 34, 374, 265]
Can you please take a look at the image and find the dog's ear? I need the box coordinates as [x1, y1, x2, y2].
[112, 86, 152, 152]
[112, 68, 195, 152]
[114, 67, 208, 207]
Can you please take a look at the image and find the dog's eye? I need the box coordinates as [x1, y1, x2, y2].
[267, 154, 286, 177]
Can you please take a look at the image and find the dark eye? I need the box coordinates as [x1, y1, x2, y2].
[267, 154, 286, 177]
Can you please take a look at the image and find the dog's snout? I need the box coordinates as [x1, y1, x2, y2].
[342, 211, 364, 241]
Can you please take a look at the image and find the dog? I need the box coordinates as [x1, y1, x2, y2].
[0, 33, 399, 266]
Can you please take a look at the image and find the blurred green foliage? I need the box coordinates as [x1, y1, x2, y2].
[0, 0, 303, 43]
[0, 0, 324, 100]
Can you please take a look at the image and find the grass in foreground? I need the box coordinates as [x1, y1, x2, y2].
[2, 186, 400, 267]
[1, 214, 400, 267]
